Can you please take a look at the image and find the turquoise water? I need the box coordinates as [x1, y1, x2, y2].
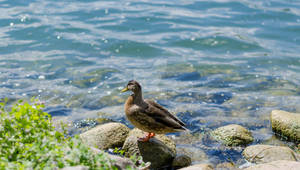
[1, 0, 300, 166]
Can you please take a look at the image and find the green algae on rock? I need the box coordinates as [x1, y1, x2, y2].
[211, 124, 254, 146]
[271, 110, 300, 143]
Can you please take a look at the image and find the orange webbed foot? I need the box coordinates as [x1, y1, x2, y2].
[138, 132, 155, 142]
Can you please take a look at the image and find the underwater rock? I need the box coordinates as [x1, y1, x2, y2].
[176, 146, 208, 163]
[243, 145, 299, 164]
[172, 154, 192, 169]
[244, 160, 300, 170]
[211, 124, 253, 146]
[179, 163, 214, 170]
[122, 128, 176, 169]
[80, 122, 130, 150]
[270, 110, 300, 143]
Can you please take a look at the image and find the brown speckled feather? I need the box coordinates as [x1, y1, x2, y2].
[144, 99, 186, 129]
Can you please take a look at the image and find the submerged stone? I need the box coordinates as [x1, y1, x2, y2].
[172, 154, 192, 168]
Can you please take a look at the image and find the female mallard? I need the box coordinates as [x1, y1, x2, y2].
[121, 80, 187, 142]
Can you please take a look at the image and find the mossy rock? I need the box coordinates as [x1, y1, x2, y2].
[211, 124, 253, 146]
[271, 110, 300, 143]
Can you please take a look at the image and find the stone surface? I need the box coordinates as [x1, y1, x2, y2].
[176, 146, 208, 163]
[243, 144, 299, 164]
[215, 162, 236, 170]
[270, 110, 300, 142]
[211, 124, 254, 146]
[122, 128, 176, 169]
[90, 147, 142, 170]
[179, 164, 214, 170]
[244, 160, 300, 170]
[172, 154, 192, 168]
[80, 122, 130, 150]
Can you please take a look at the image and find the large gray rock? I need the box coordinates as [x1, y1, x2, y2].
[179, 164, 214, 170]
[80, 122, 130, 150]
[244, 160, 300, 170]
[122, 128, 176, 169]
[211, 124, 253, 146]
[243, 145, 299, 164]
[271, 110, 300, 142]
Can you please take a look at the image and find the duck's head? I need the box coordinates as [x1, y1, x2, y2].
[121, 80, 142, 93]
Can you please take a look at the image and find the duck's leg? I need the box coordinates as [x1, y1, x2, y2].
[138, 132, 155, 142]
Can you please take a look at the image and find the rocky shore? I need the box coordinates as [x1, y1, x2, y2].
[74, 109, 300, 170]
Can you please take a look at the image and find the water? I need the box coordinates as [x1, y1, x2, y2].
[1, 0, 300, 167]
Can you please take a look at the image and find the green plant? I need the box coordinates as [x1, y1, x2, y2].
[0, 100, 121, 169]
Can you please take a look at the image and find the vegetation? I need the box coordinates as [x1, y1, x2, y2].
[0, 100, 119, 169]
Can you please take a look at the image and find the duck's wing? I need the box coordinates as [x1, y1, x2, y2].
[143, 99, 186, 130]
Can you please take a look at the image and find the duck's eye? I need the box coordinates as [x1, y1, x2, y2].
[128, 83, 134, 86]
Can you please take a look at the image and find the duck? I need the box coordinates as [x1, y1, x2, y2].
[121, 80, 188, 142]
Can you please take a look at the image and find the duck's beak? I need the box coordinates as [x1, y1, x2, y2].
[121, 87, 129, 93]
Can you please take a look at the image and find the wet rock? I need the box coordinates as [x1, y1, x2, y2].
[176, 146, 208, 163]
[244, 160, 300, 170]
[80, 122, 130, 150]
[90, 147, 142, 170]
[179, 164, 214, 170]
[122, 128, 176, 169]
[243, 144, 299, 164]
[172, 154, 192, 168]
[215, 162, 237, 170]
[211, 124, 253, 146]
[270, 110, 300, 142]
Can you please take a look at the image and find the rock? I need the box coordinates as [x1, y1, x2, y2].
[216, 162, 237, 170]
[80, 122, 130, 150]
[90, 147, 144, 170]
[211, 124, 253, 146]
[176, 146, 208, 163]
[243, 145, 299, 164]
[244, 160, 300, 170]
[179, 164, 214, 170]
[122, 128, 176, 169]
[62, 166, 88, 170]
[172, 154, 192, 168]
[270, 110, 300, 142]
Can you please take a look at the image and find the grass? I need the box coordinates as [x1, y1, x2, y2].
[0, 99, 135, 170]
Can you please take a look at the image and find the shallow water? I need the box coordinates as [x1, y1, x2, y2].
[1, 0, 300, 167]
